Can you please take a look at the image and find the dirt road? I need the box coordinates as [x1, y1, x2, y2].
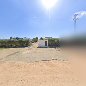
[0, 47, 67, 62]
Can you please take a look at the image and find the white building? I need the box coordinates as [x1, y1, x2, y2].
[38, 38, 48, 48]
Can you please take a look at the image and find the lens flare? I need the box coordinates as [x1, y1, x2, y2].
[42, 0, 58, 10]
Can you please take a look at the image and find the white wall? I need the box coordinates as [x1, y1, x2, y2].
[38, 40, 48, 47]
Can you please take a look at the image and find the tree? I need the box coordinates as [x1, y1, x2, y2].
[40, 37, 43, 40]
[10, 37, 12, 40]
[32, 37, 38, 43]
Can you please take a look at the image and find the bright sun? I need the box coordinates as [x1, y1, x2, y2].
[42, 0, 58, 10]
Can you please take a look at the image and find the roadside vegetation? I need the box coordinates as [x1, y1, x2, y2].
[2, 36, 86, 48]
[48, 38, 60, 48]
[0, 37, 31, 48]
[32, 37, 38, 43]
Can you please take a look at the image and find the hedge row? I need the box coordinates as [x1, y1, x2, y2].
[0, 40, 30, 48]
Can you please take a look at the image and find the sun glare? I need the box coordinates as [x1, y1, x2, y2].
[42, 0, 58, 10]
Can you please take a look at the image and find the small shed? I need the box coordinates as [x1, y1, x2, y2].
[38, 38, 48, 48]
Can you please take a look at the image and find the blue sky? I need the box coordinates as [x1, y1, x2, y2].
[0, 0, 86, 38]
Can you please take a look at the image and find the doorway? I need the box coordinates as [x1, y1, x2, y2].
[45, 41, 47, 46]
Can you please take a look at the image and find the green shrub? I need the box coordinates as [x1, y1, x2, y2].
[0, 39, 31, 48]
[48, 38, 60, 47]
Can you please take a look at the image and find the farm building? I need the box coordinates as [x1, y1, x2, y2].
[38, 38, 48, 48]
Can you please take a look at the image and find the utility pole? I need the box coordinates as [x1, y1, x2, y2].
[73, 14, 78, 33]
